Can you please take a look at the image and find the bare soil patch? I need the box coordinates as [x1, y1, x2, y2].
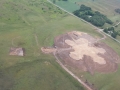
[9, 47, 24, 56]
[42, 31, 120, 74]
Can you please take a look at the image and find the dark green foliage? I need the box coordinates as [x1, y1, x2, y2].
[53, 0, 56, 3]
[103, 27, 118, 38]
[73, 4, 113, 27]
[108, 27, 114, 31]
[111, 31, 118, 38]
[106, 19, 113, 24]
[80, 5, 91, 11]
[90, 14, 105, 26]
[58, 0, 68, 1]
[104, 28, 108, 33]
[62, 0, 68, 1]
[115, 8, 120, 14]
[118, 31, 120, 36]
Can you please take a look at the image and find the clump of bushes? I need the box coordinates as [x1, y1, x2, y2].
[115, 8, 120, 14]
[73, 5, 113, 27]
[104, 27, 119, 38]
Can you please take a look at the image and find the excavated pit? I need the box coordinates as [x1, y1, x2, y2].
[42, 31, 120, 74]
[41, 31, 120, 74]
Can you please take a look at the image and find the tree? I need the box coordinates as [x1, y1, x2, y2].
[111, 31, 117, 38]
[104, 28, 108, 33]
[108, 27, 114, 31]
[63, 0, 68, 1]
[73, 4, 113, 27]
[80, 5, 91, 11]
[115, 8, 120, 14]
[53, 0, 56, 3]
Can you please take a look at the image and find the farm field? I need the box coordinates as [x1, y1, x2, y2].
[115, 25, 120, 40]
[67, 36, 120, 90]
[0, 0, 88, 90]
[50, 0, 120, 48]
[53, 0, 120, 41]
[0, 0, 120, 90]
[50, 0, 120, 90]
[54, 0, 120, 23]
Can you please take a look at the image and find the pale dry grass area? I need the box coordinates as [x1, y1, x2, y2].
[65, 31, 106, 64]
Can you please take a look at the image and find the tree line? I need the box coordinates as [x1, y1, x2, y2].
[115, 8, 120, 14]
[53, 0, 68, 3]
[73, 5, 113, 27]
[104, 27, 120, 38]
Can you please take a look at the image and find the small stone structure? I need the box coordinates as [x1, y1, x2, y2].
[9, 47, 24, 56]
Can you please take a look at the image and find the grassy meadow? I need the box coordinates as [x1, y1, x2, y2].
[54, 0, 120, 23]
[51, 0, 120, 90]
[0, 0, 89, 90]
[53, 0, 120, 40]
[0, 0, 120, 90]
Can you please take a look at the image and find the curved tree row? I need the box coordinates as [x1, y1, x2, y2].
[73, 5, 113, 27]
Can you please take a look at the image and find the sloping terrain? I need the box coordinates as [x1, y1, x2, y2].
[45, 31, 120, 74]
[55, 0, 120, 22]
[0, 0, 87, 90]
[0, 0, 120, 90]
[54, 0, 120, 40]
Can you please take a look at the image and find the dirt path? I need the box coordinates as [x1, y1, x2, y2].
[34, 34, 39, 47]
[52, 31, 106, 90]
[12, 36, 21, 47]
[95, 29, 106, 43]
[97, 21, 120, 42]
[20, 14, 31, 26]
[113, 21, 120, 27]
[53, 51, 93, 90]
[57, 47, 72, 53]
[39, 14, 47, 23]
[34, 34, 41, 56]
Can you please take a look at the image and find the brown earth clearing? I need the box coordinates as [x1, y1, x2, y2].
[42, 31, 120, 74]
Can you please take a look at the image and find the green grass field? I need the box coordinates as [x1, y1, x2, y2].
[51, 0, 120, 90]
[53, 0, 120, 41]
[0, 0, 87, 90]
[54, 0, 120, 23]
[0, 0, 120, 90]
[69, 65, 120, 90]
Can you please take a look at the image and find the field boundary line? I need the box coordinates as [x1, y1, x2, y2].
[34, 34, 39, 47]
[12, 36, 21, 47]
[113, 22, 120, 27]
[34, 34, 41, 56]
[47, 0, 120, 44]
[53, 51, 93, 90]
